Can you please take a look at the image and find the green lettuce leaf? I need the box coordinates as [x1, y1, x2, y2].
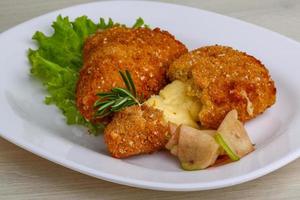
[28, 15, 148, 135]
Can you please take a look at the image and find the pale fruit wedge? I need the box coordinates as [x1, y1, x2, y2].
[215, 110, 254, 161]
[165, 123, 180, 151]
[177, 125, 220, 170]
[168, 122, 178, 136]
[179, 125, 225, 155]
[214, 133, 240, 161]
[180, 125, 216, 137]
[170, 145, 178, 156]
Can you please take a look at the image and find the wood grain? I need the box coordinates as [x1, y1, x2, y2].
[1, 0, 300, 199]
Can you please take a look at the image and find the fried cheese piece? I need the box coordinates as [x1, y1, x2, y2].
[168, 45, 276, 129]
[104, 105, 168, 158]
[76, 27, 188, 122]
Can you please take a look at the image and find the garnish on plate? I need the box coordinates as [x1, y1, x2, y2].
[28, 14, 275, 171]
[94, 70, 142, 118]
[28, 15, 149, 135]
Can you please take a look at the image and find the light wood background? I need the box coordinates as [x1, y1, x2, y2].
[1, 0, 300, 199]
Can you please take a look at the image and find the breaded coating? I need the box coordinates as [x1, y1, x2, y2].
[104, 105, 169, 158]
[168, 45, 276, 129]
[76, 27, 187, 122]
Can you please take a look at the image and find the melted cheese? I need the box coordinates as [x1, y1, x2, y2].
[145, 80, 201, 128]
[240, 90, 254, 116]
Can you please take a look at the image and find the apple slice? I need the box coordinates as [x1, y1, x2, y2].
[215, 110, 254, 161]
[214, 133, 240, 161]
[180, 125, 216, 137]
[177, 125, 220, 170]
[165, 123, 180, 153]
[168, 122, 178, 136]
[179, 126, 224, 156]
[170, 145, 178, 156]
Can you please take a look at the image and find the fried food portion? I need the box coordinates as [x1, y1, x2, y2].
[168, 45, 276, 129]
[104, 105, 168, 158]
[76, 27, 188, 122]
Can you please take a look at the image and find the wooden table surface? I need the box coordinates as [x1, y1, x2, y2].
[1, 0, 300, 199]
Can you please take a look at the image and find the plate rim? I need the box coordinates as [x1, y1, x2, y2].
[1, 133, 299, 191]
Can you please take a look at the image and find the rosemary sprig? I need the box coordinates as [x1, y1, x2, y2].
[94, 70, 141, 118]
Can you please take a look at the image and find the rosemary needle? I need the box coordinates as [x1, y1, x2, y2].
[94, 70, 141, 118]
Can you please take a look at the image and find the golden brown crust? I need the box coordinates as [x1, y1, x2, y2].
[168, 45, 276, 129]
[104, 105, 169, 158]
[76, 27, 187, 122]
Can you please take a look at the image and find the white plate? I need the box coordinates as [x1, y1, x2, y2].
[1, 1, 300, 191]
